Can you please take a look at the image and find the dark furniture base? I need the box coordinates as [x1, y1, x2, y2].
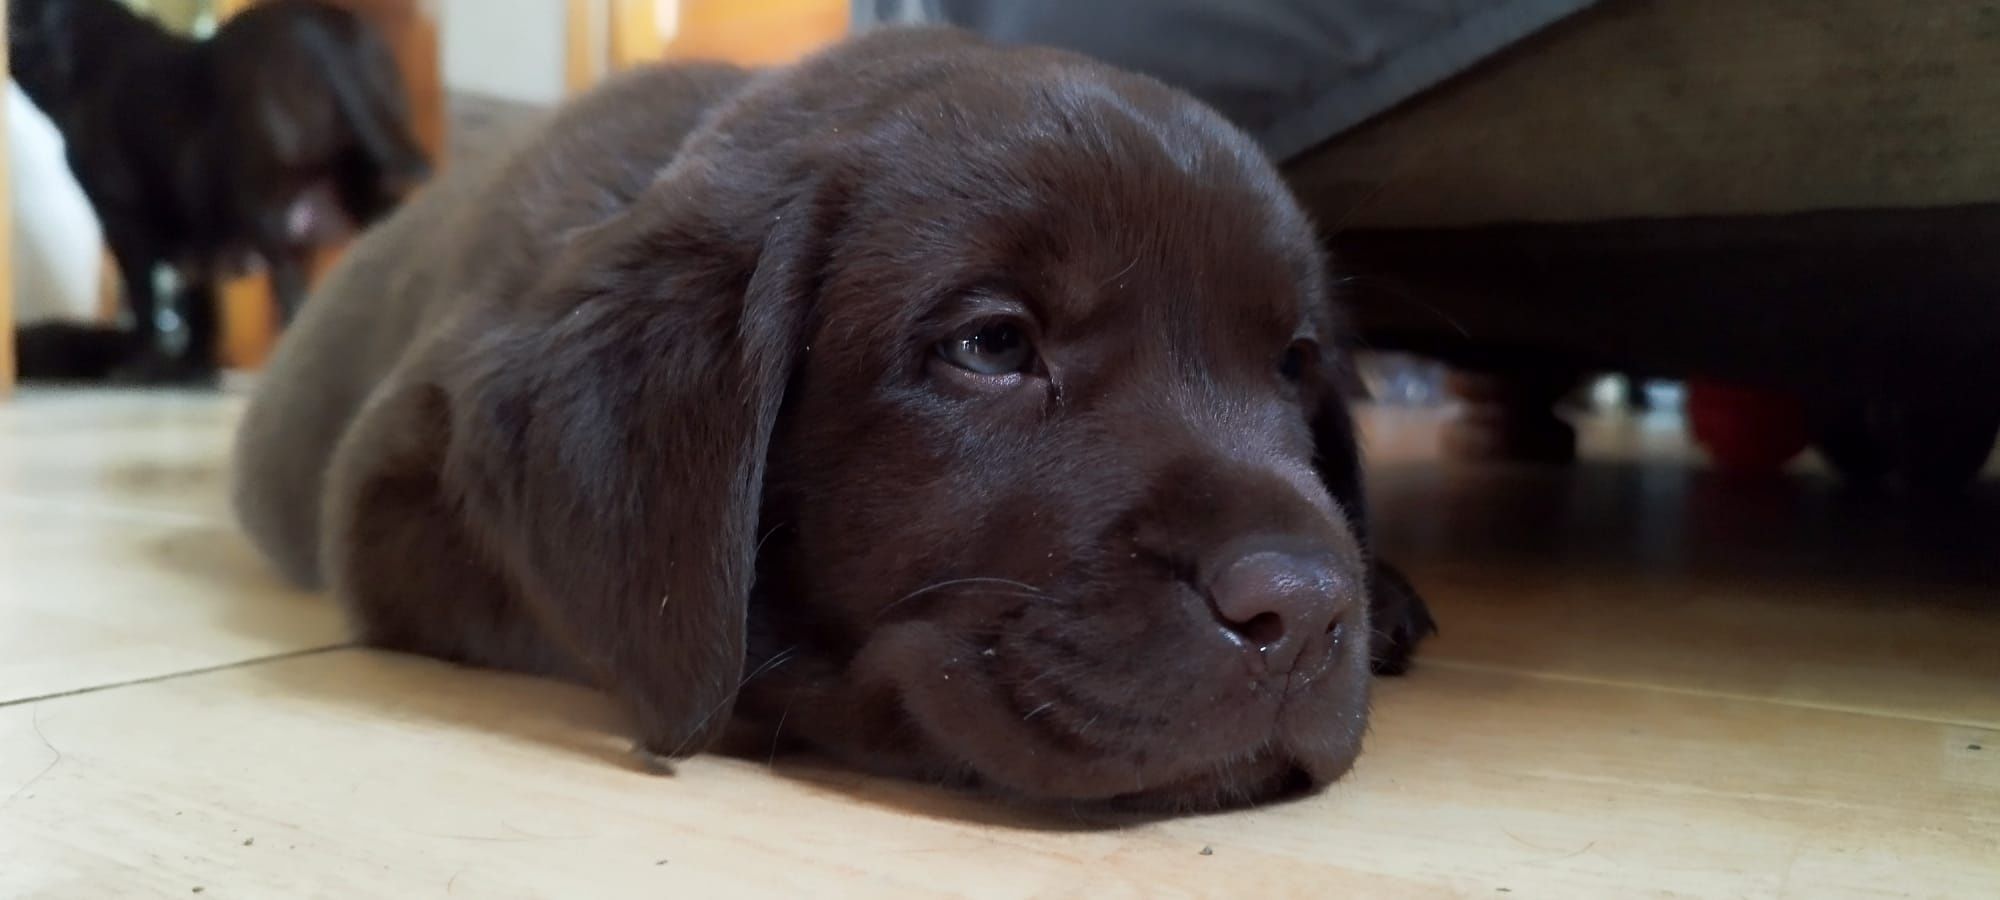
[1328, 205, 2000, 488]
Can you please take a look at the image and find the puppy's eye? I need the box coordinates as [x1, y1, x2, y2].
[1279, 339, 1317, 382]
[940, 320, 1036, 376]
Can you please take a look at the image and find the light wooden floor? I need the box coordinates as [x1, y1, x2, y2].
[2, 388, 1995, 898]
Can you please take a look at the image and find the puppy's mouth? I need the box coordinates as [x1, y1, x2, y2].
[989, 677, 1323, 813]
[854, 615, 1372, 811]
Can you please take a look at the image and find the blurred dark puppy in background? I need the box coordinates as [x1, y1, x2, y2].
[9, 0, 430, 382]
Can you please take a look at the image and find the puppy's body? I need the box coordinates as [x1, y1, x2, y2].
[237, 61, 749, 598]
[236, 28, 1431, 812]
[9, 0, 429, 379]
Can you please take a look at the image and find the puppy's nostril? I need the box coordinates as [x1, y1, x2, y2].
[1205, 548, 1355, 675]
[1235, 611, 1285, 647]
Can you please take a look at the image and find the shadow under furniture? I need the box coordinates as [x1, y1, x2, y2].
[1290, 0, 2000, 490]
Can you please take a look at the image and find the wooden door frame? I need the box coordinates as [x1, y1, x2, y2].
[2, 0, 14, 396]
[571, 0, 849, 90]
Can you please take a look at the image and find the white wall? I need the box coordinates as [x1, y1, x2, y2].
[440, 0, 571, 106]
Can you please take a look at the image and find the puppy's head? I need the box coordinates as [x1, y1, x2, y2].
[465, 28, 1424, 812]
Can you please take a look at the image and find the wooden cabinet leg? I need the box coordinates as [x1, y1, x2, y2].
[1442, 368, 1580, 463]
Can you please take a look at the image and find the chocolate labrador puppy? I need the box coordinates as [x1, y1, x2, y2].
[9, 0, 429, 380]
[233, 26, 1433, 812]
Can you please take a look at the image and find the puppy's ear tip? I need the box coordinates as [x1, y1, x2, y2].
[629, 743, 685, 776]
[627, 689, 740, 772]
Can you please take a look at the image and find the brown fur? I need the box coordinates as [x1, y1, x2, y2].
[232, 27, 1433, 813]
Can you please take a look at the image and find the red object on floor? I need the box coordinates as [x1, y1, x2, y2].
[1686, 379, 1809, 472]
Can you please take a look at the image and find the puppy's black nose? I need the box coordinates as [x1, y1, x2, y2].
[1207, 550, 1355, 675]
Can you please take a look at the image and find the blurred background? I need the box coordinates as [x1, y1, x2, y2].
[3, 0, 1995, 485]
[5, 0, 846, 374]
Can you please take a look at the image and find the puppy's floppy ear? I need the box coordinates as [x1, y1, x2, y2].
[1310, 353, 1437, 675]
[439, 180, 825, 763]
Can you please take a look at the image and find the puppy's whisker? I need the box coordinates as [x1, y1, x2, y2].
[1099, 254, 1141, 290]
[665, 644, 802, 758]
[742, 646, 803, 689]
[950, 589, 1055, 604]
[1366, 279, 1472, 338]
[752, 523, 786, 555]
[954, 623, 1045, 638]
[873, 577, 1051, 621]
[1010, 661, 1094, 693]
[767, 697, 799, 770]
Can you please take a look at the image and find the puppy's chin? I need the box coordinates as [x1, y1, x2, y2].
[851, 618, 1374, 812]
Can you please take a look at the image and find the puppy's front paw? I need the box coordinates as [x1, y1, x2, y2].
[1368, 560, 1436, 676]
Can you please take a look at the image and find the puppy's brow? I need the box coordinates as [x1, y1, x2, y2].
[921, 285, 1037, 329]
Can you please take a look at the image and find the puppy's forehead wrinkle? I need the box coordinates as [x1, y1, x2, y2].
[794, 67, 1320, 350]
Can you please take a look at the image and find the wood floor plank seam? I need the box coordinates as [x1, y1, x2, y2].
[0, 644, 354, 710]
[1421, 658, 2000, 731]
[0, 495, 229, 530]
